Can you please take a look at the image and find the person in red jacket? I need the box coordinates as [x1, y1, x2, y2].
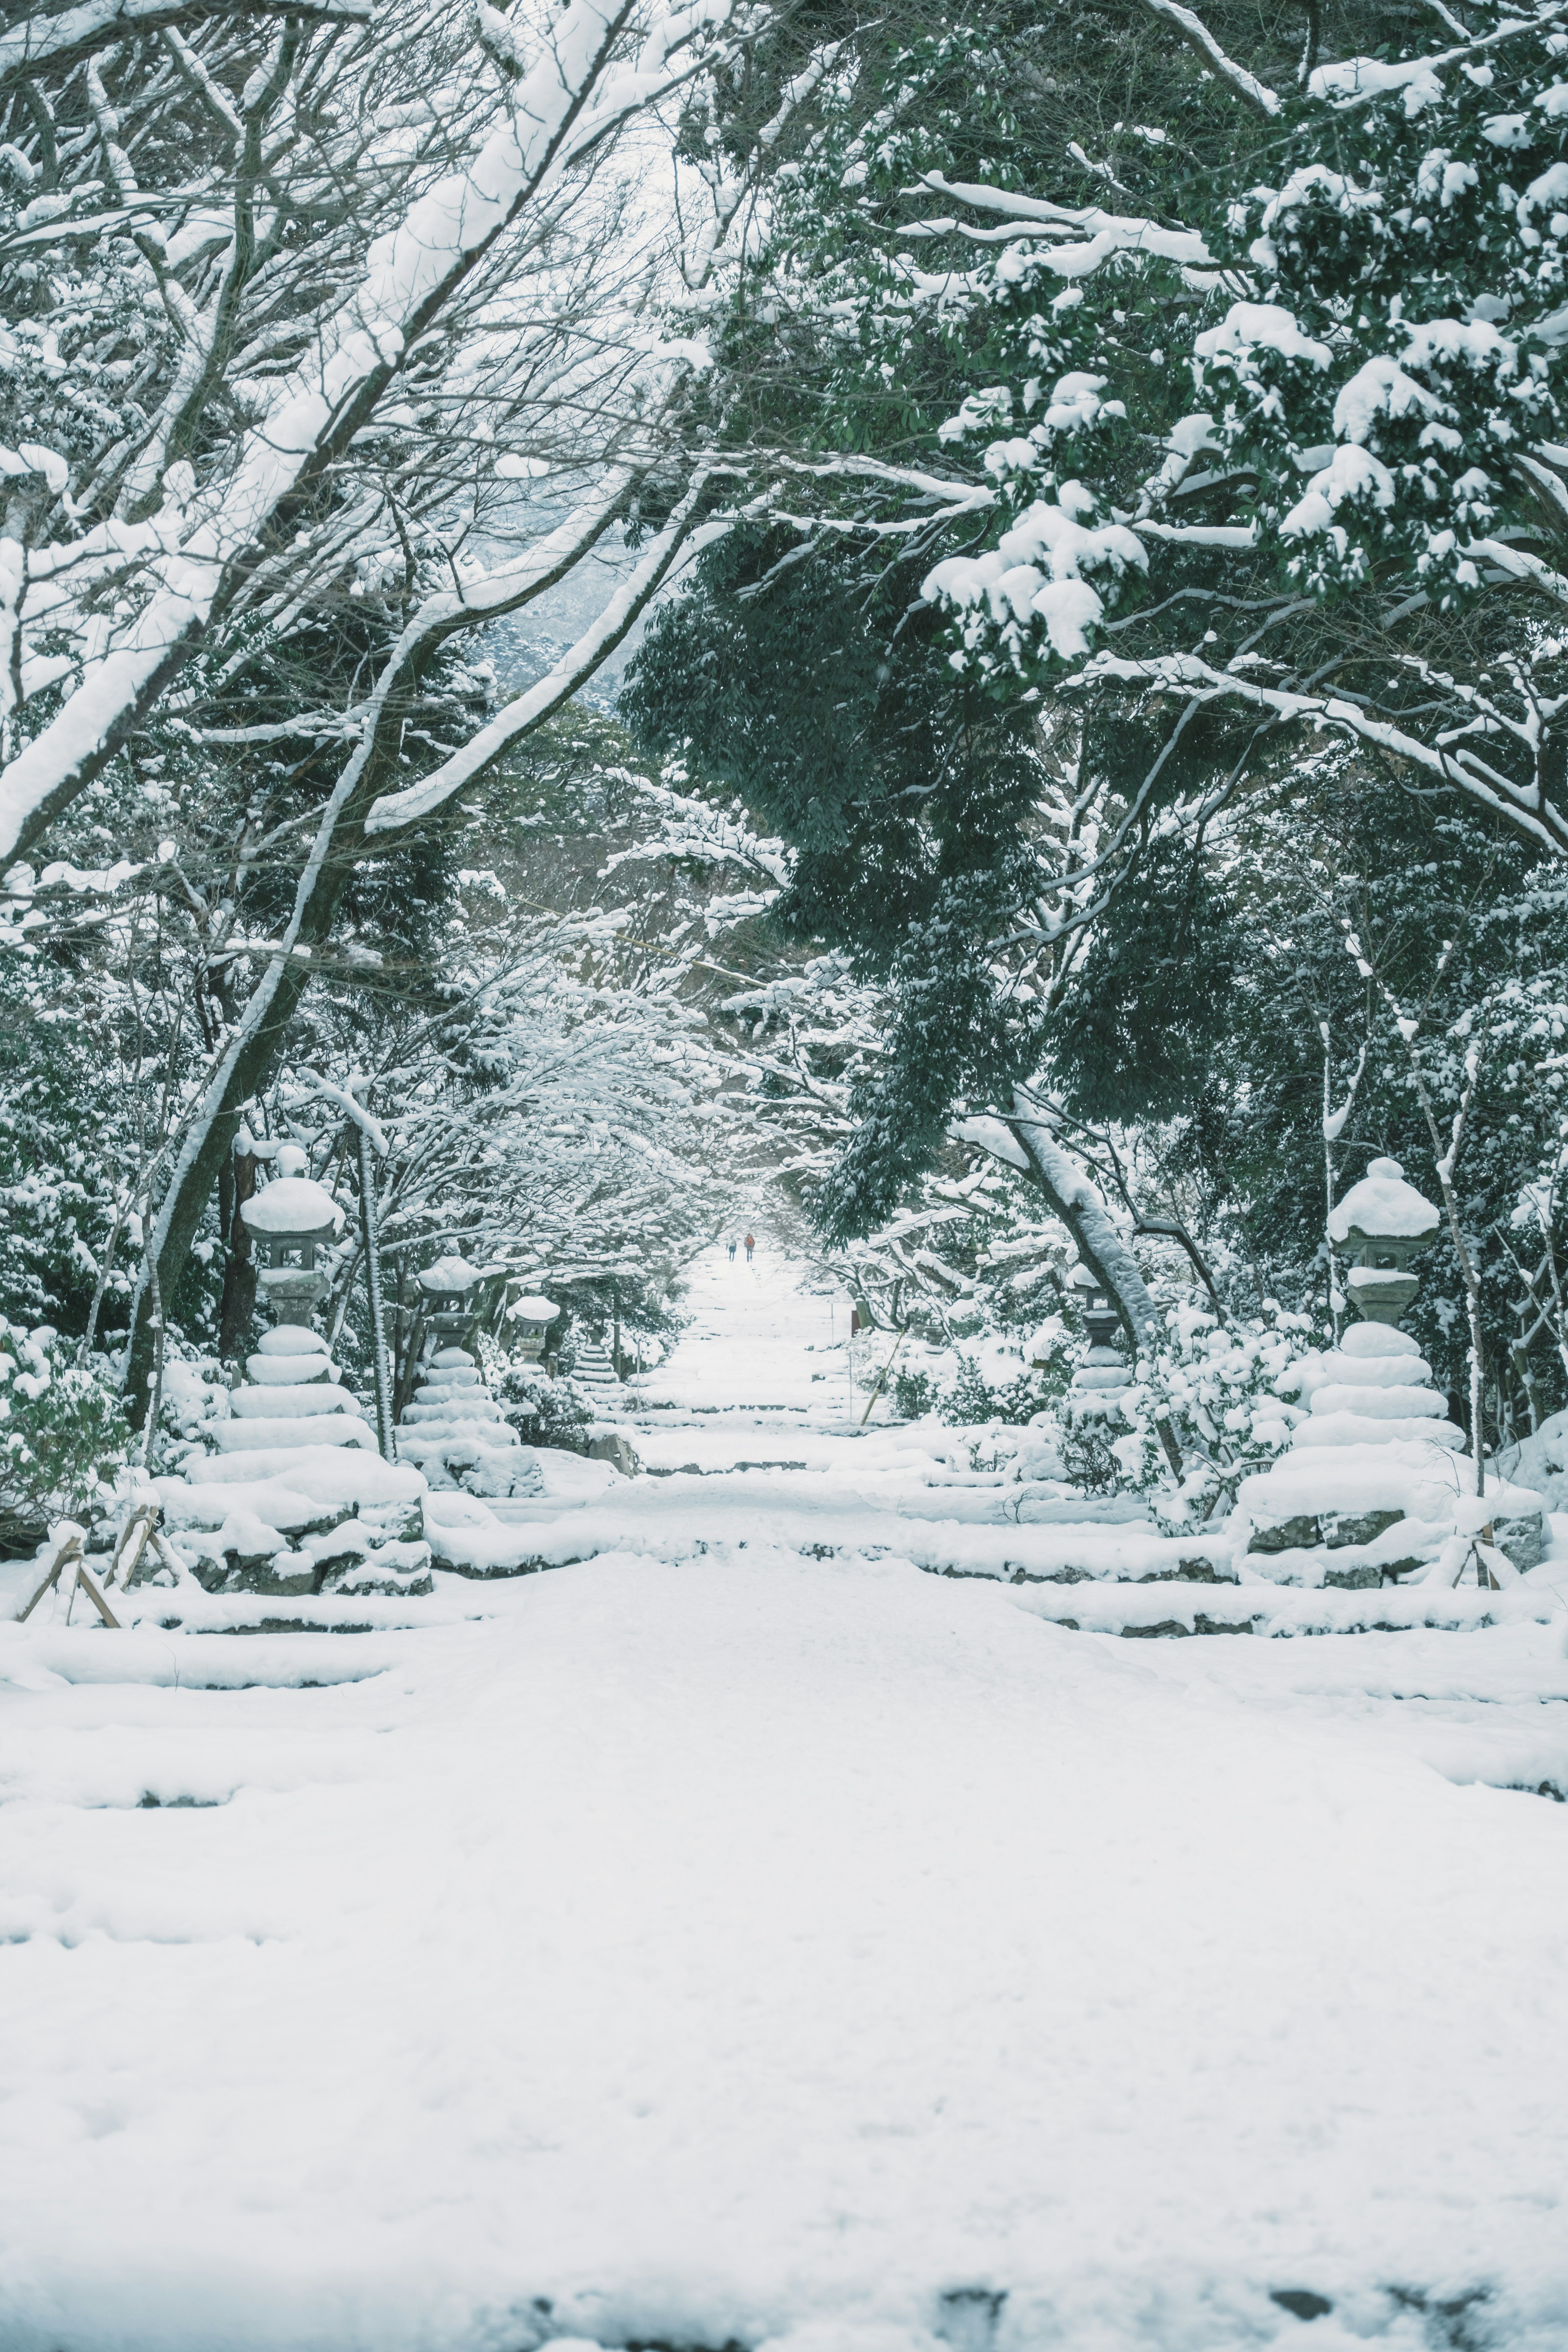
[744, 1232, 756, 1263]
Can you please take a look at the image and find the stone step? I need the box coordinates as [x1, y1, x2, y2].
[397, 1419, 520, 1447]
[1004, 1579, 1551, 1639]
[399, 1399, 510, 1425]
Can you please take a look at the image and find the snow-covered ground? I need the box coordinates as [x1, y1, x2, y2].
[4, 1245, 1568, 2352]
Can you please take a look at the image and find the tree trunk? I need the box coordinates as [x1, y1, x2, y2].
[217, 1137, 259, 1364]
[125, 947, 324, 1418]
[1005, 1098, 1183, 1475]
[1005, 1099, 1160, 1349]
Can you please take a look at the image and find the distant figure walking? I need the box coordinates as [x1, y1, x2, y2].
[744, 1232, 756, 1264]
[727, 1239, 737, 1264]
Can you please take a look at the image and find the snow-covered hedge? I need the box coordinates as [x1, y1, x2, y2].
[485, 1345, 594, 1455]
[0, 1321, 129, 1548]
[1117, 1303, 1315, 1531]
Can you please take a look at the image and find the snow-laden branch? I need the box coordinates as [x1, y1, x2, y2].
[1309, 3, 1568, 114]
[912, 175, 1216, 274]
[0, 0, 746, 867]
[288, 1069, 390, 1155]
[1077, 650, 1568, 859]
[1134, 0, 1278, 118]
[1004, 1095, 1159, 1349]
[363, 480, 722, 834]
[774, 448, 996, 512]
[0, 0, 368, 89]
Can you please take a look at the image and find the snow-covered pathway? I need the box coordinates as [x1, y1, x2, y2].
[4, 1247, 1568, 2352]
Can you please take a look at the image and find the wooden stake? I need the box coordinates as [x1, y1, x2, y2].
[16, 1528, 123, 1630]
[69, 1561, 122, 1630]
[16, 1530, 80, 1621]
[148, 1528, 187, 1580]
[860, 1324, 912, 1428]
[105, 1501, 160, 1590]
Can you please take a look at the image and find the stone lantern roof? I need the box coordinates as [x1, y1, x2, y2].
[1327, 1157, 1441, 1249]
[239, 1143, 344, 1243]
[240, 1178, 343, 1238]
[417, 1255, 485, 1295]
[1327, 1157, 1441, 1329]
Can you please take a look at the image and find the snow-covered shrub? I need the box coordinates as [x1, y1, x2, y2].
[1117, 1303, 1314, 1531]
[155, 1352, 233, 1468]
[939, 1355, 1031, 1426]
[0, 1322, 130, 1551]
[489, 1354, 592, 1455]
[939, 1321, 1076, 1428]
[892, 1367, 936, 1419]
[1055, 1416, 1124, 1497]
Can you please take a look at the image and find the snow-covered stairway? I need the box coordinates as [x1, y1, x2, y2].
[396, 1346, 540, 1499]
[474, 1239, 1567, 1644]
[571, 1332, 624, 1415]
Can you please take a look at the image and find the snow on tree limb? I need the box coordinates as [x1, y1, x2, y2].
[1078, 653, 1568, 860]
[912, 174, 1216, 272]
[1006, 1096, 1159, 1348]
[949, 1116, 1028, 1170]
[0, 0, 749, 870]
[288, 1071, 391, 1156]
[0, 0, 368, 89]
[362, 481, 723, 835]
[1309, 3, 1568, 114]
[1133, 1, 1278, 118]
[952, 1105, 1158, 1349]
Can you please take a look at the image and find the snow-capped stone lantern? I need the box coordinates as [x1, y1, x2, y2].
[398, 1260, 536, 1498]
[418, 1255, 490, 1356]
[504, 1290, 559, 1363]
[1238, 1155, 1545, 1583]
[239, 1144, 345, 1327]
[418, 1255, 486, 1351]
[147, 1140, 434, 1603]
[1065, 1263, 1129, 1421]
[1328, 1156, 1441, 1326]
[1072, 1263, 1120, 1354]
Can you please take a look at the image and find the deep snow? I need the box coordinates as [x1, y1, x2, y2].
[3, 1244, 1568, 2352]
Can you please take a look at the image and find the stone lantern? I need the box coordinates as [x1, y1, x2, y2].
[1327, 1156, 1441, 1327]
[239, 1144, 345, 1327]
[1071, 1262, 1122, 1355]
[1239, 1152, 1544, 1581]
[417, 1255, 494, 1356]
[503, 1289, 560, 1363]
[1064, 1262, 1129, 1420]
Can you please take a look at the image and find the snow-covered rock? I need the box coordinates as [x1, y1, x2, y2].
[1499, 1408, 1568, 1513]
